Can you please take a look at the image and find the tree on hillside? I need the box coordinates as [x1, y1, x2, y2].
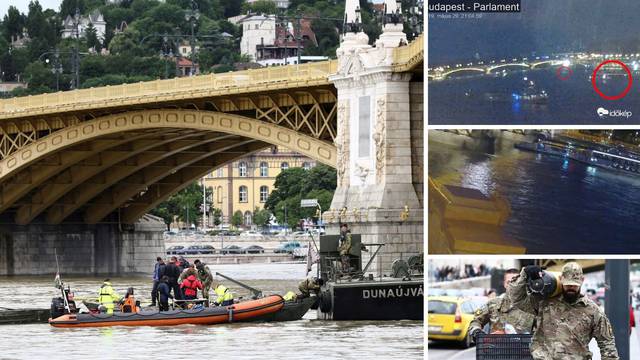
[242, 0, 278, 15]
[85, 23, 101, 51]
[3, 6, 26, 43]
[220, 0, 244, 18]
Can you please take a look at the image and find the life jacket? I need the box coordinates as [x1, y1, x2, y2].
[180, 275, 202, 297]
[98, 282, 119, 306]
[283, 291, 297, 301]
[214, 285, 233, 304]
[121, 296, 137, 313]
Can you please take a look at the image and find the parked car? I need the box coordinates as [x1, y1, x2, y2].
[240, 231, 265, 240]
[198, 245, 215, 254]
[292, 245, 308, 259]
[274, 241, 301, 254]
[183, 245, 202, 255]
[427, 296, 486, 348]
[166, 245, 184, 255]
[243, 245, 265, 254]
[220, 245, 243, 255]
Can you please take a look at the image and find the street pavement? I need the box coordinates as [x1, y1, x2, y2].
[428, 311, 640, 360]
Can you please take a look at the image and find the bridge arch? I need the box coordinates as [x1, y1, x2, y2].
[487, 63, 530, 73]
[441, 68, 485, 78]
[0, 110, 336, 225]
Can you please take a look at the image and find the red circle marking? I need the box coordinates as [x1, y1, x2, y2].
[591, 60, 633, 100]
[556, 65, 573, 81]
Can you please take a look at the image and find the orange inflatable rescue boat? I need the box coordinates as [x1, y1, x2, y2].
[49, 295, 284, 328]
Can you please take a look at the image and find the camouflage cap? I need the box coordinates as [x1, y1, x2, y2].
[561, 262, 584, 286]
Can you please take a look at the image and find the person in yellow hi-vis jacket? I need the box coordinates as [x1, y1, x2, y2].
[98, 279, 121, 315]
[213, 284, 234, 306]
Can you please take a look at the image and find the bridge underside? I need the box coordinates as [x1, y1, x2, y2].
[0, 110, 337, 226]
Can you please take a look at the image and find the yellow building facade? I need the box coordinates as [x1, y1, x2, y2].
[203, 146, 316, 225]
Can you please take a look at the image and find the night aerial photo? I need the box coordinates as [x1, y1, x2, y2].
[428, 0, 640, 124]
[429, 129, 640, 254]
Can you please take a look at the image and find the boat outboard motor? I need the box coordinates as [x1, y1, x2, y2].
[50, 297, 66, 319]
[527, 271, 562, 299]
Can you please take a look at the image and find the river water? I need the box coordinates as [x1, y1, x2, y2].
[428, 68, 640, 125]
[429, 133, 640, 254]
[0, 263, 423, 359]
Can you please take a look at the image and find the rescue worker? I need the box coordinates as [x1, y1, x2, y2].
[180, 273, 203, 301]
[97, 279, 121, 315]
[157, 275, 173, 312]
[338, 223, 352, 272]
[120, 287, 139, 313]
[151, 257, 166, 307]
[469, 268, 535, 338]
[177, 256, 190, 271]
[165, 256, 182, 301]
[508, 262, 619, 360]
[213, 284, 234, 306]
[194, 259, 213, 300]
[178, 264, 198, 284]
[298, 277, 324, 299]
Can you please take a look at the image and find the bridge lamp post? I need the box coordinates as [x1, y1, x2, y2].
[45, 49, 63, 91]
[186, 1, 200, 76]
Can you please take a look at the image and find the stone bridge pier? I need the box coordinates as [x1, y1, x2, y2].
[0, 215, 165, 276]
[323, 0, 423, 276]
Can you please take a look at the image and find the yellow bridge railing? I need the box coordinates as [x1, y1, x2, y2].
[393, 33, 424, 70]
[0, 60, 338, 115]
[0, 34, 423, 117]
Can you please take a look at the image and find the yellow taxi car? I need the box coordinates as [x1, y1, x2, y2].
[427, 295, 485, 348]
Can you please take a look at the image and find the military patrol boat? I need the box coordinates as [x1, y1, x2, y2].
[314, 234, 423, 320]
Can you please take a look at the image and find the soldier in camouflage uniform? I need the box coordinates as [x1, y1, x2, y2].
[338, 223, 352, 272]
[508, 262, 619, 360]
[298, 277, 324, 298]
[469, 269, 535, 338]
[194, 259, 214, 301]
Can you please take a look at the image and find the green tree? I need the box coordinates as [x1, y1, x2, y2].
[24, 61, 54, 88]
[60, 0, 86, 18]
[150, 182, 204, 229]
[27, 1, 46, 39]
[242, 0, 278, 15]
[212, 208, 222, 226]
[253, 208, 271, 228]
[265, 164, 336, 229]
[85, 23, 101, 51]
[231, 210, 243, 227]
[220, 0, 244, 18]
[3, 6, 25, 43]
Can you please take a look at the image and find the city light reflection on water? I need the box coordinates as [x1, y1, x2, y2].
[429, 136, 640, 253]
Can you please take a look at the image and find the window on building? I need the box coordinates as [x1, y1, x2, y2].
[217, 186, 223, 203]
[260, 186, 269, 202]
[302, 162, 311, 170]
[280, 162, 289, 171]
[260, 162, 268, 177]
[239, 162, 247, 177]
[244, 211, 252, 225]
[255, 24, 258, 30]
[239, 186, 248, 202]
[217, 168, 224, 177]
[359, 96, 371, 158]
